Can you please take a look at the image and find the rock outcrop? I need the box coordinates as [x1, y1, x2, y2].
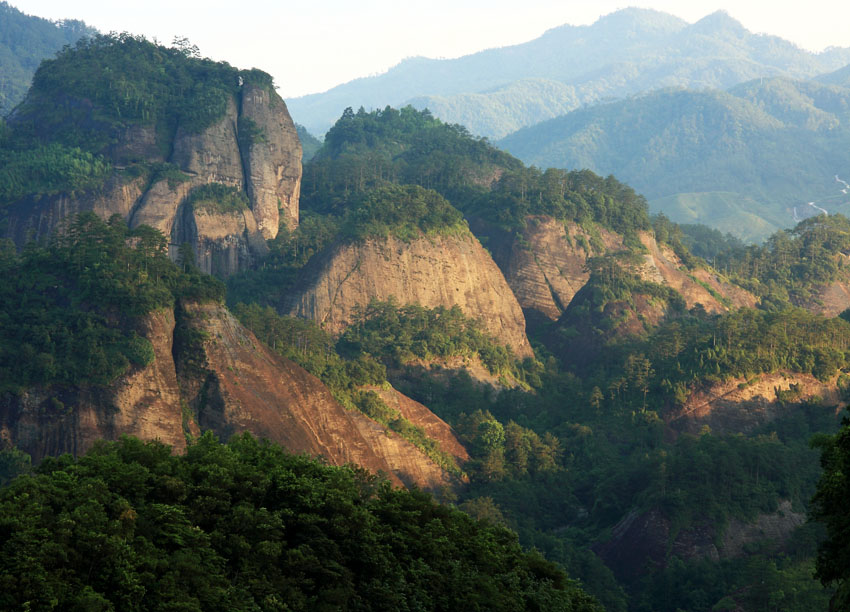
[636, 232, 756, 313]
[240, 83, 302, 237]
[6, 86, 302, 278]
[485, 217, 755, 330]
[0, 309, 190, 460]
[666, 371, 842, 436]
[284, 232, 534, 359]
[492, 217, 623, 323]
[0, 301, 465, 491]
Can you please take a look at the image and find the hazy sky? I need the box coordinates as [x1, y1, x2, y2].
[11, 1, 850, 99]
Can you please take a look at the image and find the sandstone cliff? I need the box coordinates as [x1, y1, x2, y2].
[5, 87, 301, 278]
[0, 302, 466, 491]
[636, 232, 756, 313]
[0, 309, 190, 460]
[284, 232, 534, 359]
[485, 217, 755, 329]
[490, 217, 623, 323]
[666, 371, 842, 436]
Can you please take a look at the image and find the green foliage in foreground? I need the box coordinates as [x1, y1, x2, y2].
[0, 434, 602, 611]
[0, 213, 222, 392]
[811, 409, 850, 610]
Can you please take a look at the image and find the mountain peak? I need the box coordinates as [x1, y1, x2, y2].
[689, 10, 748, 38]
[593, 7, 688, 34]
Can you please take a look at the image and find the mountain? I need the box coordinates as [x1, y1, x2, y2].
[288, 8, 850, 139]
[1, 35, 302, 276]
[0, 216, 467, 491]
[284, 228, 534, 359]
[0, 1, 95, 114]
[499, 78, 850, 241]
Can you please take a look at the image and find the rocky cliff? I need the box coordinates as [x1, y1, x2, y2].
[636, 232, 756, 313]
[0, 309, 190, 459]
[491, 217, 623, 323]
[284, 232, 534, 359]
[485, 217, 755, 329]
[0, 302, 465, 491]
[5, 87, 301, 278]
[666, 371, 842, 436]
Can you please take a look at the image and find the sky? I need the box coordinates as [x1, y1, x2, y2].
[10, 0, 850, 99]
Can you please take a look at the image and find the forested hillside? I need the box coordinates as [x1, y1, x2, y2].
[2, 32, 850, 611]
[499, 79, 850, 241]
[0, 2, 94, 114]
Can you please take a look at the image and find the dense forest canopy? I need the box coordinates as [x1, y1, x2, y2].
[0, 434, 602, 611]
[302, 106, 650, 238]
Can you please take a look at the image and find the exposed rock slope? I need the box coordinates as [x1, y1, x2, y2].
[0, 309, 190, 460]
[490, 217, 623, 322]
[0, 302, 465, 491]
[285, 232, 534, 358]
[5, 87, 301, 278]
[636, 232, 756, 313]
[489, 217, 755, 327]
[667, 371, 842, 436]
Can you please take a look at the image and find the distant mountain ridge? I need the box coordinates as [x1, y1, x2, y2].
[498, 77, 850, 241]
[288, 8, 850, 139]
[0, 1, 95, 114]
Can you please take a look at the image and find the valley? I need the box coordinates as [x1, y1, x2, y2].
[1, 6, 849, 611]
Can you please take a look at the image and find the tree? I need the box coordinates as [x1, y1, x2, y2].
[811, 411, 850, 610]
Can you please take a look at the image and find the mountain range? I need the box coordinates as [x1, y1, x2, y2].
[288, 8, 850, 140]
[2, 11, 850, 611]
[499, 76, 850, 241]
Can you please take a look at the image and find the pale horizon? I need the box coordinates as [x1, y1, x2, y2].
[9, 0, 850, 99]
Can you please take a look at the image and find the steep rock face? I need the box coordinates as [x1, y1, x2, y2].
[171, 204, 269, 277]
[487, 217, 755, 328]
[364, 385, 469, 465]
[496, 217, 623, 322]
[595, 501, 805, 582]
[5, 175, 147, 247]
[0, 300, 466, 490]
[284, 232, 534, 358]
[0, 309, 189, 461]
[6, 89, 302, 277]
[176, 302, 460, 489]
[239, 83, 302, 236]
[667, 371, 841, 435]
[637, 232, 754, 313]
[171, 97, 245, 187]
